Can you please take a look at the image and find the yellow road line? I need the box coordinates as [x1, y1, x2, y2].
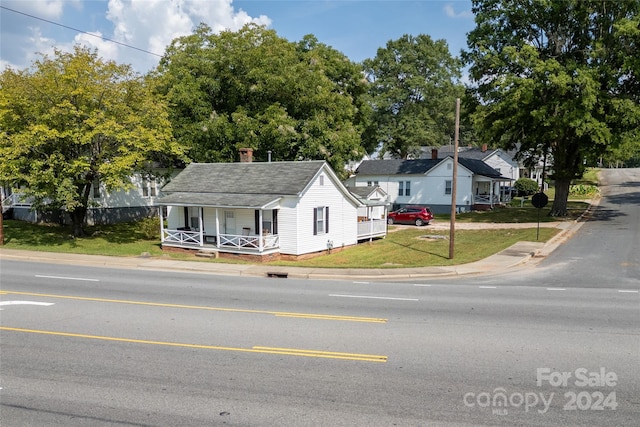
[1, 290, 386, 323]
[0, 327, 387, 363]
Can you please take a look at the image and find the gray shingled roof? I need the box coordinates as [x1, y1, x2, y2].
[458, 158, 506, 178]
[355, 159, 440, 175]
[355, 158, 507, 179]
[437, 146, 492, 160]
[157, 161, 327, 208]
[347, 186, 378, 198]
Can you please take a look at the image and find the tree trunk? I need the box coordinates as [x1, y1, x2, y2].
[70, 208, 87, 237]
[0, 197, 4, 245]
[549, 177, 571, 216]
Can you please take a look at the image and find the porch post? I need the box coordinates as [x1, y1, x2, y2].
[199, 207, 204, 246]
[159, 207, 165, 243]
[368, 206, 374, 242]
[215, 208, 220, 248]
[490, 181, 495, 208]
[258, 210, 264, 251]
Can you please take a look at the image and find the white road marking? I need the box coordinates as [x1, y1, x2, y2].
[0, 301, 55, 310]
[352, 281, 370, 285]
[35, 275, 99, 282]
[413, 284, 432, 287]
[546, 288, 566, 291]
[479, 286, 497, 289]
[618, 290, 639, 293]
[330, 294, 419, 301]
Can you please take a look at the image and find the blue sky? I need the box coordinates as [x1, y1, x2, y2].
[1, 1, 475, 73]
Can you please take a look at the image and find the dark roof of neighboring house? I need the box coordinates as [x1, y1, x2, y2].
[458, 158, 506, 178]
[437, 146, 492, 160]
[434, 145, 520, 162]
[157, 160, 334, 208]
[355, 159, 441, 175]
[355, 158, 506, 179]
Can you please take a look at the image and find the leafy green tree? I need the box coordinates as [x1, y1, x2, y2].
[464, 0, 640, 216]
[154, 24, 368, 176]
[363, 34, 464, 159]
[0, 46, 185, 236]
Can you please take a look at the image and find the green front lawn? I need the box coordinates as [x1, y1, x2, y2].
[1, 219, 559, 268]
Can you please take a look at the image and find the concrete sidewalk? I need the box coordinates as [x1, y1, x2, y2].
[0, 216, 587, 281]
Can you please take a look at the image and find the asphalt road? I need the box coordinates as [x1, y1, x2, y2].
[1, 168, 638, 426]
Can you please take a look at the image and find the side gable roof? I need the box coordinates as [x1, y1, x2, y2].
[158, 161, 360, 208]
[355, 158, 508, 180]
[457, 158, 506, 179]
[355, 159, 440, 175]
[347, 186, 389, 206]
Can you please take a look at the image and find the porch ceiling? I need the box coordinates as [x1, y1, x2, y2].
[156, 192, 282, 209]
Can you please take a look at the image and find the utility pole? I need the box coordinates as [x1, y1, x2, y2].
[449, 98, 460, 259]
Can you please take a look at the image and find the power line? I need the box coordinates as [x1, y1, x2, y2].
[0, 5, 164, 58]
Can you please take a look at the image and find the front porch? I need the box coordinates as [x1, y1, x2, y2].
[472, 177, 513, 209]
[161, 228, 280, 254]
[159, 205, 281, 256]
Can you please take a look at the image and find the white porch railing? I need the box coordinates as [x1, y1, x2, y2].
[473, 194, 500, 205]
[357, 219, 387, 239]
[1, 196, 12, 213]
[163, 229, 279, 251]
[163, 229, 201, 245]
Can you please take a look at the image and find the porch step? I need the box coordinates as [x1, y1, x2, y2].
[196, 249, 219, 259]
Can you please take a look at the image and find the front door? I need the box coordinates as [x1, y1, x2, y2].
[224, 211, 236, 234]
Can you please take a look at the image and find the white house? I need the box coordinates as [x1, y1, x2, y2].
[156, 157, 387, 261]
[346, 157, 512, 214]
[2, 172, 171, 225]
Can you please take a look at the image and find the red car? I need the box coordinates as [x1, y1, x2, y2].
[387, 206, 434, 226]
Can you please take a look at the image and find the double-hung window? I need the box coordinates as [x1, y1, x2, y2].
[445, 180, 452, 195]
[92, 179, 100, 199]
[142, 176, 157, 198]
[398, 181, 410, 196]
[313, 206, 329, 235]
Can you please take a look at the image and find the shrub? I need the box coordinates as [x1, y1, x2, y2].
[514, 178, 539, 196]
[569, 184, 599, 197]
[139, 216, 160, 240]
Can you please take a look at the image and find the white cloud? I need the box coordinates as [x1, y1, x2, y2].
[444, 4, 473, 19]
[99, 0, 272, 72]
[1, 0, 271, 73]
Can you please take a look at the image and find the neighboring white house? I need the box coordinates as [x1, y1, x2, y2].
[2, 172, 171, 225]
[433, 144, 552, 190]
[346, 157, 512, 214]
[432, 144, 520, 182]
[156, 157, 387, 261]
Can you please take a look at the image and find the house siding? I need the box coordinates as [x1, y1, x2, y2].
[483, 152, 519, 182]
[351, 159, 476, 214]
[90, 172, 169, 209]
[293, 170, 358, 256]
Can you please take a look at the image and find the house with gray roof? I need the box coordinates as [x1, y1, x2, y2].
[433, 144, 520, 183]
[156, 157, 386, 260]
[346, 156, 512, 214]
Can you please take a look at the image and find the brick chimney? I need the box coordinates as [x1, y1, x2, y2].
[239, 148, 253, 163]
[481, 143, 488, 152]
[431, 148, 438, 160]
